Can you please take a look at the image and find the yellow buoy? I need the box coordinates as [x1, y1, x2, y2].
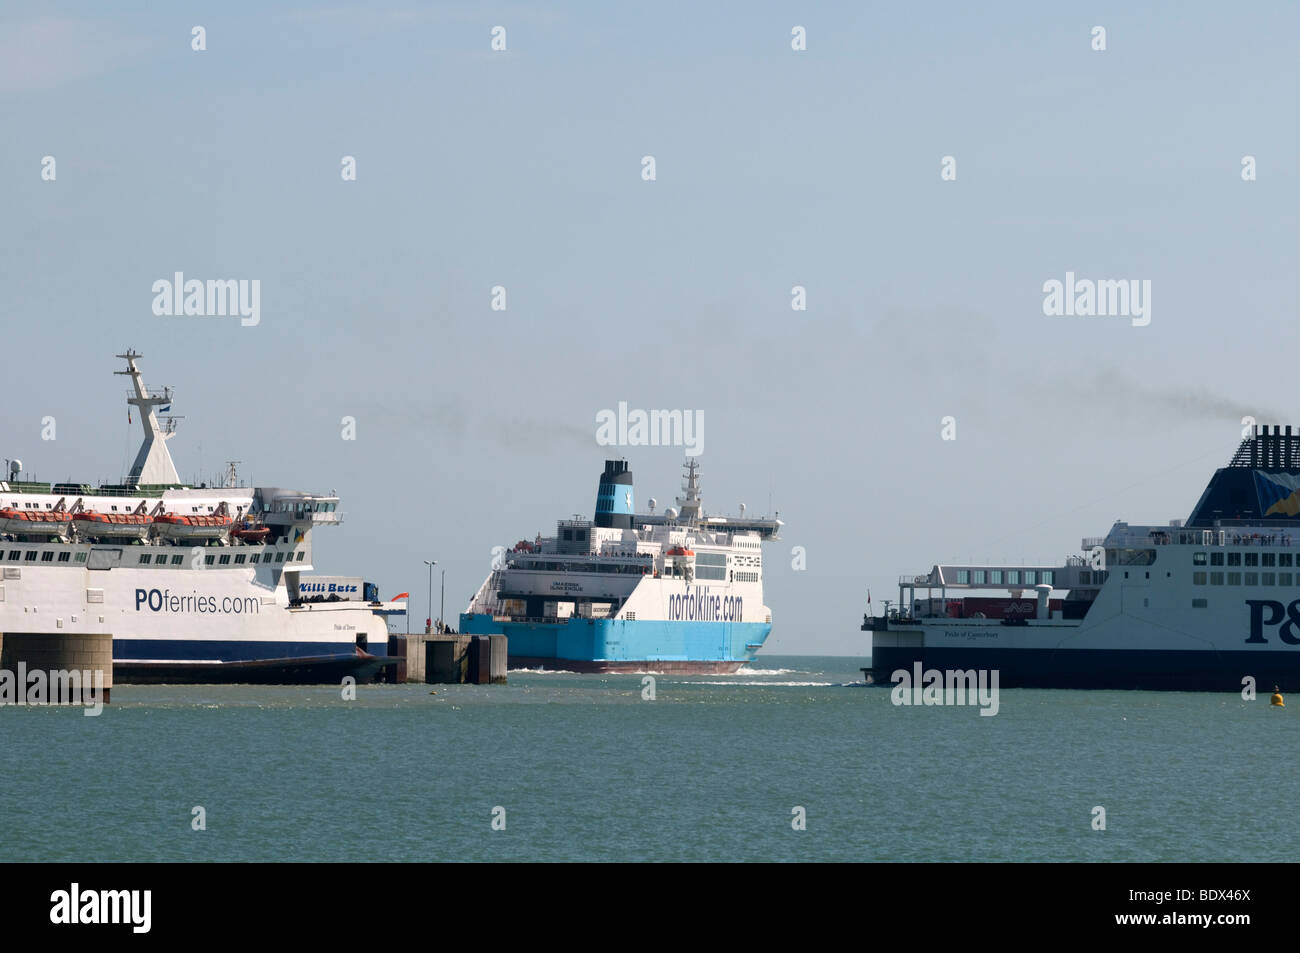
[1272, 692, 1285, 708]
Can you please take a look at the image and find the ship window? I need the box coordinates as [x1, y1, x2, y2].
[5, 551, 17, 561]
[1006, 570, 1020, 584]
[989, 570, 1003, 584]
[1024, 570, 1037, 584]
[276, 552, 285, 563]
[234, 554, 246, 564]
[139, 553, 151, 564]
[204, 555, 215, 566]
[1192, 598, 1208, 608]
[1228, 572, 1241, 586]
[24, 551, 36, 561]
[219, 554, 231, 565]
[1079, 571, 1091, 584]
[1263, 573, 1276, 586]
[1282, 554, 1294, 568]
[57, 551, 70, 563]
[577, 530, 586, 541]
[973, 570, 986, 584]
[41, 551, 53, 562]
[1193, 552, 1207, 565]
[1210, 572, 1223, 585]
[171, 555, 183, 565]
[1246, 572, 1258, 586]
[297, 552, 305, 561]
[1245, 552, 1259, 567]
[956, 570, 970, 584]
[562, 530, 572, 541]
[1193, 572, 1206, 585]
[1227, 552, 1241, 566]
[1041, 571, 1053, 585]
[1283, 573, 1294, 586]
[1264, 553, 1277, 567]
[1210, 553, 1224, 566]
[75, 552, 87, 563]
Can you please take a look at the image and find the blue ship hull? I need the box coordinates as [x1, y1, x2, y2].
[459, 613, 771, 672]
[870, 644, 1300, 692]
[112, 638, 396, 684]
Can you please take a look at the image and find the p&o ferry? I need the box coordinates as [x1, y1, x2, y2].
[863, 425, 1300, 691]
[0, 351, 400, 683]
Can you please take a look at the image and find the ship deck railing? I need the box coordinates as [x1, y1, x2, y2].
[1087, 527, 1300, 549]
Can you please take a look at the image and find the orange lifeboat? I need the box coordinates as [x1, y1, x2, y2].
[72, 510, 154, 539]
[666, 546, 695, 557]
[231, 523, 271, 543]
[154, 512, 234, 539]
[0, 507, 73, 536]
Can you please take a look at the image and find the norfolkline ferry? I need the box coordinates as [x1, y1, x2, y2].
[864, 425, 1300, 691]
[0, 351, 401, 684]
[461, 459, 782, 672]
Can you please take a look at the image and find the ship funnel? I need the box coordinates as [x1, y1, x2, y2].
[594, 459, 634, 529]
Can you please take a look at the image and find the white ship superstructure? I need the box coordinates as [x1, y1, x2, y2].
[0, 352, 399, 683]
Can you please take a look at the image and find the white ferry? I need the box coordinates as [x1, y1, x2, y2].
[864, 425, 1300, 691]
[461, 459, 781, 672]
[0, 352, 400, 683]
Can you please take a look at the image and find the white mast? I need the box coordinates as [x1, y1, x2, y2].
[115, 350, 181, 486]
[676, 459, 703, 524]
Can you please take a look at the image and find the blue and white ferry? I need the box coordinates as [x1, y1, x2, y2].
[461, 459, 782, 672]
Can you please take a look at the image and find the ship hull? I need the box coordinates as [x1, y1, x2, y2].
[869, 642, 1300, 692]
[115, 652, 395, 685]
[461, 613, 770, 671]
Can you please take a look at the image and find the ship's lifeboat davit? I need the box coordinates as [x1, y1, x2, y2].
[154, 513, 234, 539]
[72, 511, 154, 539]
[0, 507, 73, 536]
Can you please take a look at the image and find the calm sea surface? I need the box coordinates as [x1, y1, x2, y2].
[0, 655, 1288, 862]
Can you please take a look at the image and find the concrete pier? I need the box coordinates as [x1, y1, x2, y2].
[386, 633, 507, 685]
[0, 631, 113, 704]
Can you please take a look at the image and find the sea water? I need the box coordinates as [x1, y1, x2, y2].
[0, 656, 1287, 862]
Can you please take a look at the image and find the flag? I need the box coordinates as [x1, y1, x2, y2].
[393, 592, 409, 601]
[867, 589, 871, 605]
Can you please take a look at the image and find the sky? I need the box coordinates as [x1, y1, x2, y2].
[3, 2, 1299, 655]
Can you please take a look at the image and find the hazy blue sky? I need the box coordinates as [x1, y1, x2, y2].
[4, 3, 1299, 654]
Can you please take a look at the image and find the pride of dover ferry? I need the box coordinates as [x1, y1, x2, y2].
[0, 351, 400, 684]
[460, 459, 781, 672]
[864, 425, 1300, 691]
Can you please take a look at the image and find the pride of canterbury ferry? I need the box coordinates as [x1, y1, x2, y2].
[0, 351, 400, 683]
[864, 425, 1300, 691]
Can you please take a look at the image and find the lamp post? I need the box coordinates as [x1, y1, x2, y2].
[424, 559, 437, 634]
[440, 568, 446, 634]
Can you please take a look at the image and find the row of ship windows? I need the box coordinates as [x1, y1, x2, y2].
[954, 569, 1055, 585]
[1, 549, 304, 566]
[734, 571, 760, 582]
[146, 551, 306, 566]
[1193, 572, 1295, 586]
[1192, 551, 1294, 567]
